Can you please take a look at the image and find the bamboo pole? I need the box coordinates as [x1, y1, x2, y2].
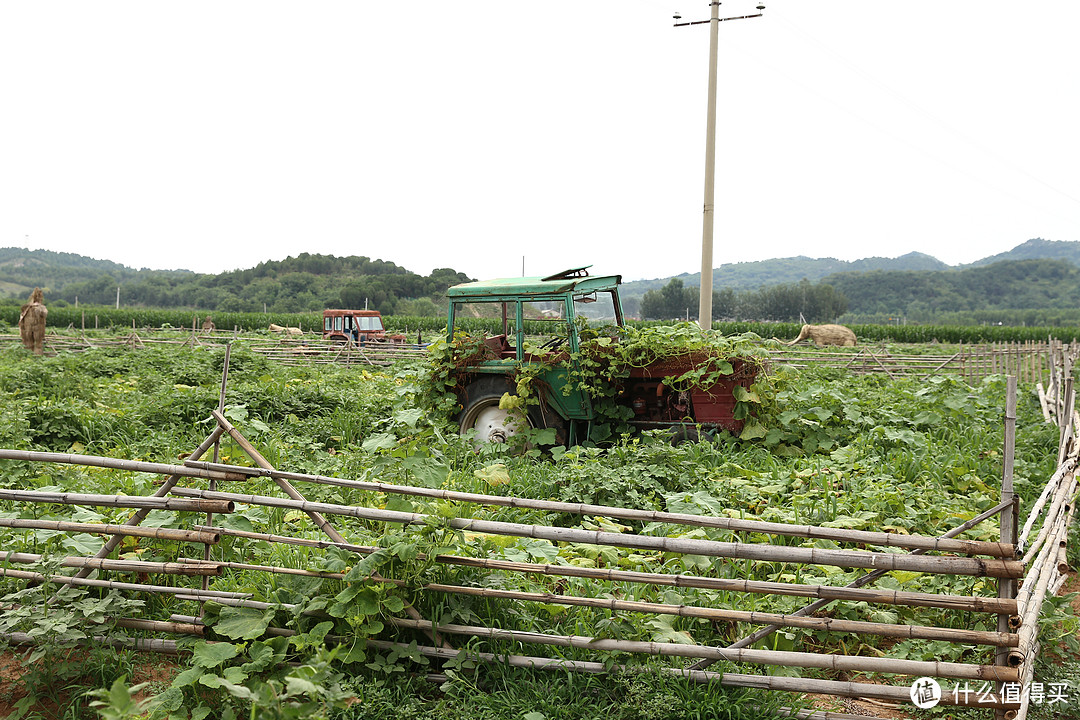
[409, 582, 1018, 648]
[210, 410, 345, 544]
[1012, 640, 1040, 720]
[1018, 461, 1074, 550]
[389, 618, 1019, 682]
[171, 486, 1024, 579]
[1011, 509, 1071, 667]
[183, 460, 1015, 558]
[75, 426, 227, 582]
[140, 613, 1016, 710]
[2, 631, 184, 655]
[177, 557, 349, 580]
[0, 567, 248, 599]
[0, 449, 250, 482]
[210, 410, 450, 649]
[361, 638, 1018, 709]
[114, 617, 206, 635]
[0, 550, 221, 576]
[0, 488, 232, 514]
[1022, 471, 1074, 564]
[1057, 379, 1075, 466]
[196, 524, 1017, 614]
[0, 518, 220, 544]
[693, 497, 1020, 672]
[203, 342, 232, 595]
[996, 377, 1020, 720]
[171, 553, 1017, 647]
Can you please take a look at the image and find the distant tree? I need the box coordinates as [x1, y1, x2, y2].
[641, 279, 697, 320]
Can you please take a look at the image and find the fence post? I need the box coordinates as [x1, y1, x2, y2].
[995, 376, 1018, 720]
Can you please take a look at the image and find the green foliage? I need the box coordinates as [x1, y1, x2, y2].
[0, 558, 146, 719]
[0, 341, 1072, 719]
[567, 323, 769, 439]
[639, 278, 847, 323]
[0, 248, 471, 316]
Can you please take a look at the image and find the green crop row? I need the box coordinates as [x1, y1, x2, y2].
[4, 301, 1079, 345]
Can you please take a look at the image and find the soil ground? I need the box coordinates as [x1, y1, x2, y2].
[0, 648, 180, 719]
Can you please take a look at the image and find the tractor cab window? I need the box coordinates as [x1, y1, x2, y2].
[575, 290, 621, 328]
[324, 316, 333, 332]
[525, 299, 572, 352]
[334, 316, 343, 332]
[452, 301, 517, 357]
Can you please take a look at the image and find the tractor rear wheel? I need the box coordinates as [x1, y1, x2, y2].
[457, 377, 531, 449]
[456, 377, 568, 449]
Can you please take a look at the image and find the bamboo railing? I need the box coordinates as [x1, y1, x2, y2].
[772, 340, 1079, 384]
[5, 328, 1075, 380]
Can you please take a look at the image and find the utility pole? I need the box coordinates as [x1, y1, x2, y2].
[674, 2, 764, 330]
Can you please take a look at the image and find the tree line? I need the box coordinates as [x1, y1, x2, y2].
[2, 250, 472, 316]
[639, 278, 848, 323]
[823, 259, 1080, 322]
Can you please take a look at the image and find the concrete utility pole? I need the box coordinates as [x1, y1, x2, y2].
[674, 2, 764, 331]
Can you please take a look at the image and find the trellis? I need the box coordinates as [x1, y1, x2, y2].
[0, 353, 1076, 719]
[774, 340, 1078, 385]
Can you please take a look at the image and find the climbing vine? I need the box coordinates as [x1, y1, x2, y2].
[421, 322, 774, 444]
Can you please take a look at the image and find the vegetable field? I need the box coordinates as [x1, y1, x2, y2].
[0, 335, 1076, 720]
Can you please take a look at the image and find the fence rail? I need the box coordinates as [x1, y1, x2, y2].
[5, 328, 1077, 381]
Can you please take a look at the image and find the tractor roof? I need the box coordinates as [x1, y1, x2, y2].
[447, 267, 622, 300]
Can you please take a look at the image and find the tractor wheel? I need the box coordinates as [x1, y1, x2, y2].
[456, 377, 568, 449]
[667, 424, 702, 445]
[457, 377, 532, 449]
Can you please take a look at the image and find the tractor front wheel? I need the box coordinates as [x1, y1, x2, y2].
[457, 378, 532, 449]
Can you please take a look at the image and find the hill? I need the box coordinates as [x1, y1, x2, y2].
[0, 248, 471, 316]
[962, 238, 1080, 268]
[3, 238, 1079, 323]
[621, 251, 948, 300]
[823, 258, 1080, 320]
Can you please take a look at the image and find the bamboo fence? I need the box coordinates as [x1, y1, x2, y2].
[773, 340, 1078, 384]
[0, 348, 1078, 718]
[5, 328, 1075, 380]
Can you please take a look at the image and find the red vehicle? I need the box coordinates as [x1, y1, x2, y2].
[322, 309, 403, 343]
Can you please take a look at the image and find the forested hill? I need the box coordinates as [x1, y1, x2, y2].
[823, 258, 1080, 321]
[963, 238, 1080, 268]
[621, 251, 948, 298]
[0, 249, 472, 315]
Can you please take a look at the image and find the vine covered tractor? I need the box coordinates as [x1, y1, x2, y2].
[444, 267, 759, 446]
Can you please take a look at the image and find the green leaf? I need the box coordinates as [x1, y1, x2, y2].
[171, 667, 205, 688]
[192, 641, 240, 668]
[739, 421, 767, 440]
[362, 433, 398, 453]
[393, 408, 425, 428]
[213, 607, 273, 640]
[733, 386, 760, 403]
[241, 641, 283, 673]
[284, 675, 320, 697]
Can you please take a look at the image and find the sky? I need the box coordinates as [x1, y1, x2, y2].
[2, 1, 1078, 283]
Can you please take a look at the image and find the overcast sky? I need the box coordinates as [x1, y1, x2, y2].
[2, 1, 1077, 283]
